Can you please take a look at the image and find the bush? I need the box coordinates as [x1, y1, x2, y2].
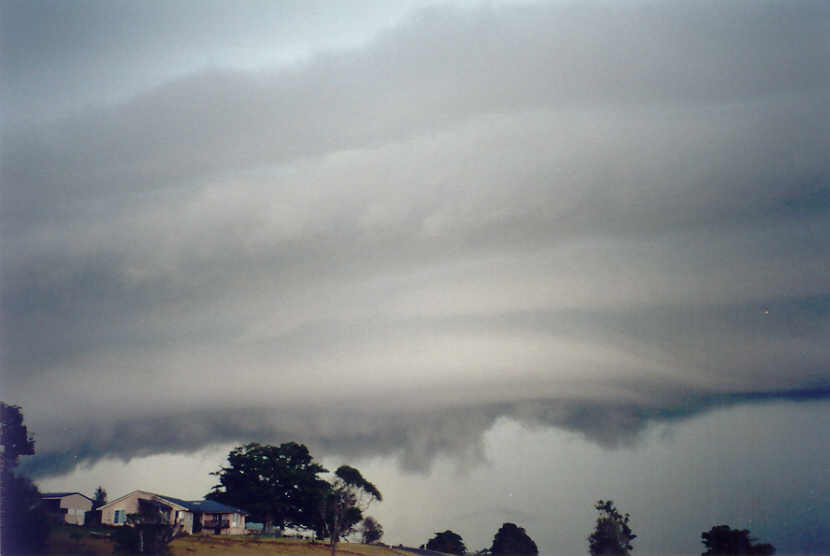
[113, 506, 175, 555]
[491, 523, 538, 555]
[361, 516, 383, 544]
[1, 473, 51, 555]
[113, 524, 174, 555]
[427, 530, 467, 555]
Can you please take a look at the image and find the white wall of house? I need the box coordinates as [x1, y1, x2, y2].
[99, 491, 245, 535]
[100, 491, 188, 528]
[100, 490, 147, 526]
[227, 512, 246, 536]
[46, 494, 92, 525]
[195, 511, 247, 536]
[211, 512, 246, 536]
[180, 510, 195, 535]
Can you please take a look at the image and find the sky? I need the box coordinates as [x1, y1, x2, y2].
[1, 0, 829, 554]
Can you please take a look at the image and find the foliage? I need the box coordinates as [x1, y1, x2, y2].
[332, 465, 382, 501]
[207, 442, 328, 533]
[588, 500, 636, 556]
[701, 525, 775, 556]
[491, 522, 538, 555]
[361, 516, 384, 544]
[427, 530, 467, 555]
[1, 472, 51, 555]
[1, 402, 35, 470]
[113, 504, 176, 554]
[93, 485, 108, 509]
[319, 465, 382, 555]
[0, 402, 50, 555]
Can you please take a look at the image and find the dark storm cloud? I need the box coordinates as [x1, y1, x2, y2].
[4, 0, 829, 221]
[20, 385, 830, 480]
[3, 0, 830, 480]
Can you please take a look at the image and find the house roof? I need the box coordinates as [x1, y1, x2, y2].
[157, 495, 248, 515]
[41, 492, 93, 502]
[97, 490, 246, 515]
[98, 490, 157, 511]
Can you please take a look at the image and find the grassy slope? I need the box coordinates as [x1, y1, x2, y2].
[45, 525, 117, 556]
[170, 536, 412, 556]
[45, 526, 412, 556]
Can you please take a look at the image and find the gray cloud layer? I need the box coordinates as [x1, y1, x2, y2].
[2, 1, 829, 479]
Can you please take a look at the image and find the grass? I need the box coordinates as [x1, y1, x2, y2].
[45, 524, 117, 556]
[170, 536, 412, 556]
[45, 525, 412, 556]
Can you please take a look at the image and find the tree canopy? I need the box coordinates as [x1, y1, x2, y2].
[206, 442, 328, 533]
[0, 402, 50, 555]
[361, 516, 384, 544]
[333, 465, 382, 502]
[427, 530, 467, 555]
[491, 522, 538, 555]
[588, 500, 636, 556]
[113, 502, 176, 554]
[1, 402, 35, 470]
[701, 525, 775, 556]
[319, 465, 383, 555]
[93, 485, 108, 510]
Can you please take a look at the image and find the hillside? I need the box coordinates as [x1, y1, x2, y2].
[45, 525, 415, 556]
[170, 536, 412, 556]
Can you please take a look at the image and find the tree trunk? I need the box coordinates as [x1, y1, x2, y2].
[329, 512, 339, 556]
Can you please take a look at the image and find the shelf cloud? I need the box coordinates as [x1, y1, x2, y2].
[3, 0, 829, 487]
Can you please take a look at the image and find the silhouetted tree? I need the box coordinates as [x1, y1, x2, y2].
[1, 473, 51, 555]
[319, 465, 382, 556]
[361, 516, 384, 544]
[588, 500, 636, 556]
[207, 442, 328, 534]
[491, 522, 538, 555]
[701, 525, 775, 556]
[427, 530, 467, 555]
[113, 502, 175, 554]
[93, 485, 108, 509]
[1, 403, 35, 470]
[1, 402, 50, 555]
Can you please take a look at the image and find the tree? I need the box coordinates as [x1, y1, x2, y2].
[1, 402, 50, 555]
[1, 402, 35, 471]
[319, 465, 382, 556]
[1, 473, 51, 555]
[701, 525, 775, 556]
[588, 500, 636, 556]
[427, 530, 467, 555]
[93, 485, 108, 509]
[491, 522, 538, 555]
[207, 442, 328, 534]
[113, 502, 176, 554]
[361, 516, 383, 544]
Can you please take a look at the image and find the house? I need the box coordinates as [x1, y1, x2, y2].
[40, 492, 94, 525]
[98, 490, 247, 536]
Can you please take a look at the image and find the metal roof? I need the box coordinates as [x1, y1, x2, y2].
[156, 495, 248, 515]
[95, 490, 247, 515]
